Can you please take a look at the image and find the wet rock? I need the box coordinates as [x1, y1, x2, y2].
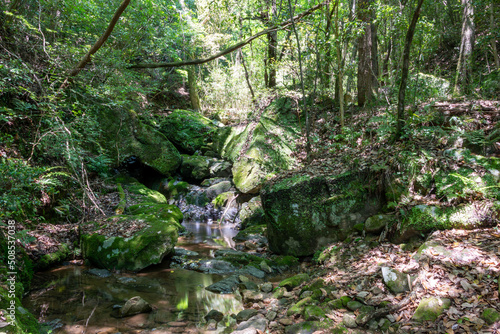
[120, 296, 152, 317]
[198, 259, 237, 274]
[174, 248, 199, 257]
[481, 308, 500, 325]
[285, 321, 318, 334]
[381, 267, 410, 294]
[241, 265, 266, 279]
[236, 309, 259, 322]
[87, 268, 112, 278]
[235, 314, 268, 332]
[239, 196, 265, 229]
[206, 275, 240, 294]
[260, 282, 274, 293]
[279, 273, 309, 291]
[342, 313, 357, 328]
[240, 281, 259, 291]
[412, 297, 451, 321]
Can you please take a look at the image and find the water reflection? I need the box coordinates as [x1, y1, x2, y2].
[181, 221, 239, 249]
[24, 266, 243, 333]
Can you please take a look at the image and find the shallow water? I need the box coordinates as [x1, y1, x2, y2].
[23, 221, 243, 334]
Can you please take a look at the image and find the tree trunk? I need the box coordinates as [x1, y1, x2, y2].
[454, 0, 475, 95]
[490, 4, 499, 69]
[187, 66, 201, 111]
[371, 22, 379, 89]
[265, 0, 278, 88]
[394, 0, 425, 141]
[357, 0, 374, 107]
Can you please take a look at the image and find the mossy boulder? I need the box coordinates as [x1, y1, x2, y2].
[381, 267, 410, 294]
[304, 305, 326, 321]
[81, 213, 179, 271]
[287, 297, 314, 316]
[391, 201, 499, 243]
[261, 173, 381, 256]
[215, 107, 301, 194]
[365, 214, 395, 234]
[38, 243, 71, 271]
[205, 181, 232, 200]
[98, 108, 181, 174]
[179, 154, 211, 181]
[481, 308, 500, 325]
[279, 273, 310, 291]
[158, 109, 218, 154]
[412, 297, 451, 321]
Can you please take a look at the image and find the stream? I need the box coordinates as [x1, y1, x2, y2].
[22, 219, 244, 334]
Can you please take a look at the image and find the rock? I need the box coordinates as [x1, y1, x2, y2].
[415, 239, 486, 266]
[231, 328, 258, 334]
[266, 311, 277, 321]
[261, 173, 382, 256]
[212, 191, 237, 209]
[158, 109, 218, 154]
[240, 280, 259, 291]
[279, 273, 309, 291]
[239, 196, 265, 229]
[198, 259, 237, 275]
[327, 299, 345, 310]
[205, 181, 232, 200]
[179, 155, 211, 181]
[356, 305, 376, 325]
[236, 309, 259, 322]
[81, 211, 179, 271]
[279, 318, 293, 326]
[204, 309, 224, 323]
[242, 290, 264, 304]
[284, 321, 318, 334]
[260, 282, 274, 293]
[173, 248, 198, 257]
[242, 265, 266, 279]
[342, 313, 358, 328]
[303, 305, 325, 321]
[235, 314, 268, 332]
[381, 267, 410, 294]
[481, 308, 500, 325]
[365, 214, 394, 234]
[346, 300, 363, 311]
[98, 108, 180, 175]
[206, 275, 240, 294]
[215, 106, 302, 194]
[120, 296, 152, 317]
[87, 268, 112, 278]
[287, 297, 314, 316]
[209, 160, 233, 178]
[259, 261, 272, 274]
[412, 297, 451, 321]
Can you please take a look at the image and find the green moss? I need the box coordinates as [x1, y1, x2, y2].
[287, 296, 314, 316]
[481, 308, 500, 325]
[279, 273, 309, 291]
[128, 202, 183, 225]
[412, 297, 451, 322]
[38, 243, 71, 271]
[0, 284, 39, 334]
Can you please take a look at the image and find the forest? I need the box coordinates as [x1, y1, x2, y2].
[0, 0, 499, 333]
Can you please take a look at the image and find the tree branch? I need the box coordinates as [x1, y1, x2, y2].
[129, 1, 330, 69]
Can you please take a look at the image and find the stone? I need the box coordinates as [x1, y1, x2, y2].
[279, 273, 309, 291]
[279, 318, 293, 326]
[365, 214, 394, 234]
[206, 275, 240, 294]
[87, 268, 112, 278]
[261, 173, 382, 256]
[235, 314, 268, 332]
[158, 109, 217, 154]
[260, 282, 274, 293]
[120, 296, 152, 317]
[239, 196, 265, 229]
[303, 305, 325, 321]
[266, 311, 277, 321]
[204, 309, 224, 323]
[259, 261, 272, 273]
[242, 265, 266, 279]
[346, 300, 363, 311]
[198, 259, 237, 275]
[381, 267, 410, 294]
[231, 329, 258, 334]
[342, 313, 358, 328]
[205, 181, 232, 200]
[236, 309, 259, 322]
[287, 297, 314, 316]
[240, 281, 259, 291]
[284, 321, 318, 334]
[481, 308, 500, 325]
[179, 155, 211, 181]
[412, 297, 451, 321]
[242, 290, 264, 304]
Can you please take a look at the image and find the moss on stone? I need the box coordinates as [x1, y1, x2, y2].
[481, 308, 500, 325]
[287, 296, 314, 316]
[304, 305, 326, 321]
[0, 283, 39, 334]
[412, 297, 451, 321]
[38, 243, 71, 271]
[279, 273, 309, 291]
[128, 202, 183, 224]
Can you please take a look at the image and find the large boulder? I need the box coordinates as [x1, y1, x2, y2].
[81, 178, 181, 271]
[261, 173, 382, 256]
[215, 101, 301, 194]
[98, 108, 181, 175]
[158, 109, 218, 154]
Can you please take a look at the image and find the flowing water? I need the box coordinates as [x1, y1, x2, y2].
[23, 220, 243, 334]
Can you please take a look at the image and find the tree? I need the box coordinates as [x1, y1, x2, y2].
[454, 0, 475, 95]
[357, 0, 377, 107]
[394, 0, 425, 141]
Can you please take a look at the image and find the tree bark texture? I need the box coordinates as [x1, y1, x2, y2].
[454, 0, 475, 95]
[357, 0, 374, 107]
[266, 0, 278, 88]
[394, 0, 425, 141]
[187, 66, 201, 111]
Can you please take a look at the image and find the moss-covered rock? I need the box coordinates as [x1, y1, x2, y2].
[205, 181, 232, 200]
[279, 273, 310, 291]
[261, 173, 381, 256]
[98, 108, 181, 174]
[215, 107, 301, 194]
[158, 109, 218, 154]
[481, 308, 500, 325]
[381, 267, 410, 294]
[365, 214, 395, 234]
[81, 213, 179, 271]
[0, 282, 39, 334]
[212, 191, 237, 209]
[38, 243, 71, 271]
[287, 296, 314, 316]
[179, 154, 211, 181]
[412, 297, 451, 321]
[304, 305, 326, 321]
